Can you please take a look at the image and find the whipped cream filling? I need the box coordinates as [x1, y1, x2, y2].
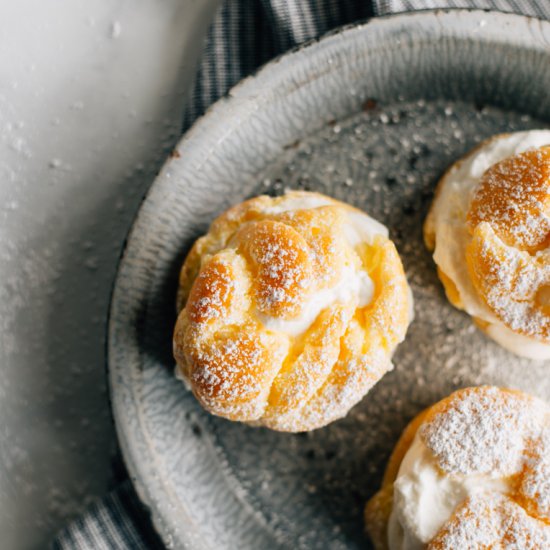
[264, 194, 334, 214]
[260, 265, 374, 336]
[344, 210, 388, 245]
[259, 193, 389, 337]
[430, 130, 550, 359]
[387, 434, 511, 550]
[264, 192, 389, 243]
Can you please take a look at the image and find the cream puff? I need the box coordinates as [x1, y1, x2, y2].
[425, 130, 550, 359]
[173, 191, 413, 432]
[365, 386, 550, 549]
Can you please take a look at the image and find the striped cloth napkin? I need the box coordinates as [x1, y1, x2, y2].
[53, 0, 550, 548]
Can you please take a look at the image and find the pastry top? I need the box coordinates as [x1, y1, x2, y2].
[173, 191, 412, 432]
[429, 493, 549, 550]
[467, 146, 550, 341]
[365, 386, 550, 550]
[467, 146, 550, 251]
[424, 130, 550, 359]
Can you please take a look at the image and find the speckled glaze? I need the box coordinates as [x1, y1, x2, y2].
[108, 10, 550, 550]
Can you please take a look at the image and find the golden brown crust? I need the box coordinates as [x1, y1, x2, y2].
[435, 267, 463, 310]
[516, 426, 550, 525]
[427, 494, 549, 549]
[365, 387, 550, 549]
[262, 303, 353, 420]
[465, 146, 550, 341]
[236, 219, 313, 318]
[173, 191, 412, 432]
[425, 133, 550, 345]
[466, 221, 550, 341]
[364, 484, 393, 550]
[467, 147, 550, 251]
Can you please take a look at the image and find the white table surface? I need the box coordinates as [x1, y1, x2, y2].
[0, 1, 219, 547]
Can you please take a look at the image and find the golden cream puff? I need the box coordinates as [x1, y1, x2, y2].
[173, 191, 413, 432]
[425, 131, 550, 359]
[365, 386, 550, 549]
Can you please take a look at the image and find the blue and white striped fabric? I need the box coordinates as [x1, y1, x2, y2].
[52, 480, 164, 549]
[53, 0, 550, 548]
[182, 0, 550, 129]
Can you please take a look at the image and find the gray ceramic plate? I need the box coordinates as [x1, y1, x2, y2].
[108, 10, 550, 550]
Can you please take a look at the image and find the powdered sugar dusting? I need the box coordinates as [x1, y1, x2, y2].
[472, 226, 550, 340]
[520, 426, 550, 520]
[469, 147, 550, 249]
[257, 239, 309, 313]
[428, 494, 550, 549]
[420, 387, 544, 476]
[271, 348, 391, 433]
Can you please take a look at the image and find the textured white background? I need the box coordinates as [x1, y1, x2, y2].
[0, 1, 218, 547]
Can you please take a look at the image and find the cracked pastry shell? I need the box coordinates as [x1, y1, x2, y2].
[424, 131, 550, 359]
[173, 190, 413, 432]
[365, 386, 550, 549]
